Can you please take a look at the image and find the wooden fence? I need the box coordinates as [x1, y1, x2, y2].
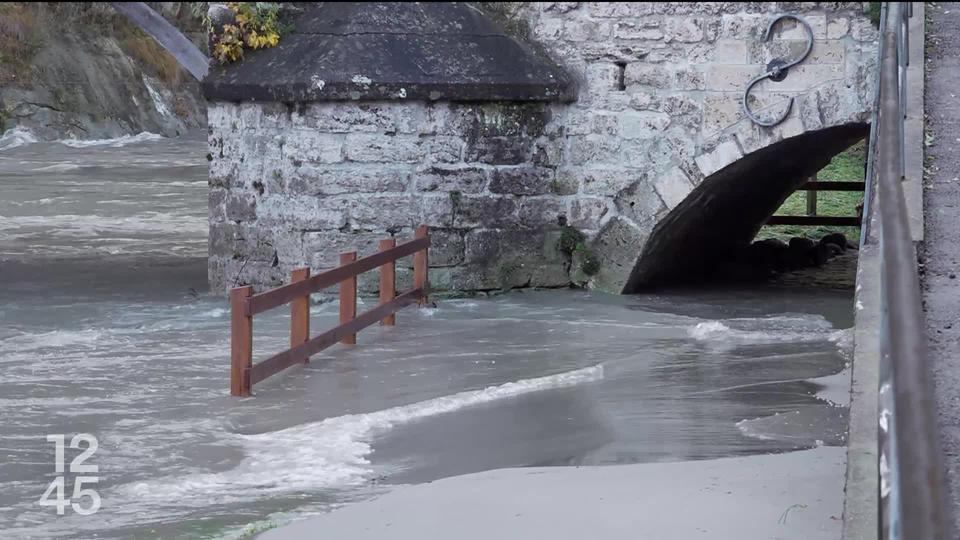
[229, 225, 430, 396]
[766, 174, 865, 227]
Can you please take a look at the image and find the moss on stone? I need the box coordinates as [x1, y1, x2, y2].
[580, 250, 601, 276]
[557, 225, 585, 256]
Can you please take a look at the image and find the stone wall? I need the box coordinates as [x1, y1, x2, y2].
[207, 2, 878, 295]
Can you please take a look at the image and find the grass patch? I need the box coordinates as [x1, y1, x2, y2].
[758, 140, 866, 243]
[0, 3, 42, 85]
[120, 30, 184, 88]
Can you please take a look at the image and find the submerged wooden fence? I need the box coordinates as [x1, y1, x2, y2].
[230, 225, 430, 396]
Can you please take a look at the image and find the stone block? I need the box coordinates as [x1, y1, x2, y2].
[464, 137, 533, 165]
[652, 167, 695, 209]
[664, 17, 704, 43]
[563, 19, 609, 42]
[695, 139, 743, 177]
[674, 66, 706, 91]
[346, 195, 419, 230]
[489, 167, 554, 195]
[285, 130, 344, 164]
[225, 193, 258, 222]
[454, 197, 519, 228]
[614, 19, 663, 40]
[827, 17, 850, 39]
[721, 13, 764, 39]
[589, 2, 652, 17]
[580, 168, 641, 196]
[569, 198, 610, 229]
[428, 229, 466, 267]
[711, 39, 748, 63]
[613, 178, 668, 227]
[517, 197, 565, 228]
[567, 135, 622, 164]
[551, 168, 581, 195]
[464, 229, 501, 264]
[703, 92, 743, 135]
[475, 104, 550, 138]
[619, 111, 671, 138]
[771, 13, 826, 40]
[752, 39, 843, 65]
[257, 196, 348, 230]
[624, 63, 672, 88]
[209, 189, 227, 223]
[532, 138, 564, 168]
[288, 166, 409, 195]
[762, 64, 843, 92]
[705, 64, 763, 92]
[420, 194, 456, 228]
[415, 166, 487, 193]
[426, 136, 465, 163]
[299, 103, 428, 134]
[303, 230, 394, 268]
[590, 216, 651, 293]
[343, 134, 425, 163]
[208, 222, 239, 257]
[585, 63, 621, 95]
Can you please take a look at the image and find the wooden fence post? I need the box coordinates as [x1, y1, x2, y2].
[414, 225, 429, 306]
[230, 285, 253, 396]
[379, 238, 397, 326]
[290, 267, 310, 362]
[806, 174, 818, 216]
[339, 251, 358, 344]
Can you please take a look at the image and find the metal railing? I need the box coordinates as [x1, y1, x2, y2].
[870, 3, 954, 538]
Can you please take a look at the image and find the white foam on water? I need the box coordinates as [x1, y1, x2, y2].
[0, 329, 104, 354]
[32, 163, 81, 172]
[59, 132, 164, 148]
[687, 314, 847, 345]
[112, 364, 604, 504]
[735, 417, 777, 441]
[0, 127, 38, 150]
[0, 212, 206, 236]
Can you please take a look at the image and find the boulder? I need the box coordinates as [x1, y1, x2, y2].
[819, 232, 848, 252]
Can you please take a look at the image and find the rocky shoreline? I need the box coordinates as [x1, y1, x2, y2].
[715, 232, 859, 289]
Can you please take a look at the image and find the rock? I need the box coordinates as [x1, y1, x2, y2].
[819, 232, 848, 252]
[787, 237, 817, 268]
[810, 242, 831, 267]
[748, 238, 788, 270]
[789, 236, 817, 252]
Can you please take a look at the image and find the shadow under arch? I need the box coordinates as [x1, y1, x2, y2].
[623, 122, 869, 293]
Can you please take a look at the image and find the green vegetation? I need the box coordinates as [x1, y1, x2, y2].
[868, 2, 882, 27]
[210, 2, 285, 64]
[557, 226, 585, 256]
[120, 29, 185, 88]
[758, 140, 866, 243]
[0, 3, 42, 85]
[557, 224, 600, 278]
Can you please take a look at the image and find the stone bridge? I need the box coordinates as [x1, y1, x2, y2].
[204, 2, 878, 294]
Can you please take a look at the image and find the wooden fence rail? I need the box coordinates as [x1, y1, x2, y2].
[766, 175, 865, 227]
[230, 225, 430, 396]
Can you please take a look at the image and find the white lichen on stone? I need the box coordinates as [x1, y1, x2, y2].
[351, 75, 372, 87]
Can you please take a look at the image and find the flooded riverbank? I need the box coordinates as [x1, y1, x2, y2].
[0, 134, 853, 538]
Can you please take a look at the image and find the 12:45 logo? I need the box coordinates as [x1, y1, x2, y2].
[39, 434, 101, 515]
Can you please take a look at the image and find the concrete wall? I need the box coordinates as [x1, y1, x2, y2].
[207, 2, 878, 295]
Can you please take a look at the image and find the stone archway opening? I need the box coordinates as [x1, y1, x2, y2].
[623, 122, 869, 293]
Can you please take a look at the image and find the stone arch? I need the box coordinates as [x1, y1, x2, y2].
[621, 122, 868, 293]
